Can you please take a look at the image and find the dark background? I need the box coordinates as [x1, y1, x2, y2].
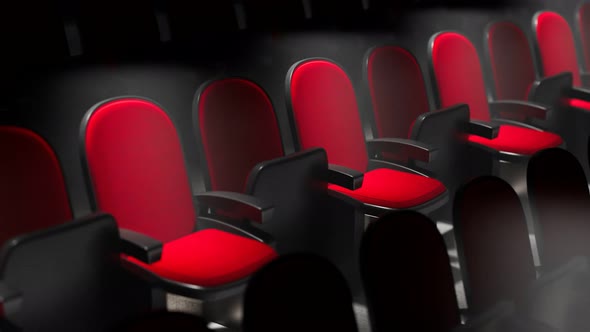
[1, 0, 582, 217]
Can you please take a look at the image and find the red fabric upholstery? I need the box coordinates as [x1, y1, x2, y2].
[578, 3, 590, 71]
[288, 59, 368, 172]
[328, 168, 446, 208]
[466, 125, 562, 155]
[197, 78, 284, 192]
[487, 22, 537, 101]
[534, 11, 582, 87]
[83, 98, 196, 243]
[288, 58, 447, 210]
[432, 31, 563, 154]
[0, 126, 71, 245]
[125, 229, 277, 287]
[567, 98, 590, 110]
[430, 32, 491, 121]
[367, 46, 431, 139]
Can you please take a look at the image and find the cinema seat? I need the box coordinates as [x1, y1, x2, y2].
[80, 97, 278, 326]
[360, 211, 461, 332]
[531, 11, 590, 115]
[286, 58, 449, 219]
[194, 78, 365, 294]
[0, 213, 214, 331]
[364, 45, 499, 192]
[486, 20, 590, 180]
[527, 148, 590, 270]
[455, 172, 590, 331]
[361, 209, 554, 332]
[362, 207, 558, 332]
[0, 126, 72, 246]
[454, 177, 537, 313]
[526, 148, 590, 330]
[429, 31, 563, 206]
[0, 213, 151, 331]
[242, 253, 359, 332]
[533, 11, 587, 88]
[430, 31, 562, 157]
[193, 77, 362, 252]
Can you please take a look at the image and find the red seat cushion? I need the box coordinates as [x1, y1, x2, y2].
[567, 98, 590, 110]
[466, 125, 562, 155]
[328, 168, 446, 209]
[126, 229, 278, 287]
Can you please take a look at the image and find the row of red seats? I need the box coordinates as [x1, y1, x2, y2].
[247, 149, 590, 332]
[2, 5, 590, 332]
[2, 147, 589, 331]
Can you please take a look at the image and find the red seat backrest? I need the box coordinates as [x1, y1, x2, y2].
[287, 59, 368, 173]
[366, 46, 431, 139]
[195, 78, 284, 192]
[82, 98, 195, 243]
[0, 126, 72, 245]
[578, 3, 590, 72]
[534, 11, 582, 87]
[430, 32, 491, 122]
[487, 21, 537, 101]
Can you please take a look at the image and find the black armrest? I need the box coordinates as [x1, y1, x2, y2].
[366, 138, 437, 163]
[489, 100, 550, 121]
[119, 229, 163, 264]
[528, 72, 572, 106]
[326, 164, 364, 190]
[564, 86, 590, 102]
[0, 282, 22, 318]
[197, 215, 275, 245]
[462, 120, 499, 139]
[195, 191, 273, 224]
